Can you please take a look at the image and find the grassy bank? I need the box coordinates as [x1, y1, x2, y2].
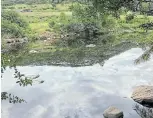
[2, 3, 153, 66]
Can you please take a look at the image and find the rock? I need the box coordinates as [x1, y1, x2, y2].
[5, 37, 28, 44]
[103, 106, 124, 118]
[6, 39, 15, 43]
[39, 32, 57, 40]
[29, 50, 38, 54]
[21, 9, 32, 12]
[23, 37, 28, 42]
[131, 85, 153, 108]
[85, 44, 96, 48]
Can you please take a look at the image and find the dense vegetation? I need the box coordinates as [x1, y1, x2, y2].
[1, 0, 153, 64]
[1, 11, 29, 38]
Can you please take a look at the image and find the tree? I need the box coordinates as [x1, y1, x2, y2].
[87, 0, 153, 63]
[135, 45, 153, 64]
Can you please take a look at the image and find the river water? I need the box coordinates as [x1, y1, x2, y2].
[1, 48, 153, 118]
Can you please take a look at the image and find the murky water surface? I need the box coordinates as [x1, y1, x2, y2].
[2, 48, 153, 118]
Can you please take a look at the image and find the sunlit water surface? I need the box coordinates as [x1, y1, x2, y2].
[2, 48, 153, 118]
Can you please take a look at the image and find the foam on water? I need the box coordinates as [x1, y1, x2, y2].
[2, 48, 153, 118]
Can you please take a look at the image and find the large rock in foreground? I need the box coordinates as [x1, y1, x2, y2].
[103, 106, 124, 118]
[131, 85, 153, 108]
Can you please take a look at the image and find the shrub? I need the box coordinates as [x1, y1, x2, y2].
[2, 20, 25, 38]
[59, 12, 67, 24]
[70, 3, 97, 23]
[58, 22, 101, 47]
[126, 12, 135, 22]
[2, 11, 28, 28]
[8, 6, 15, 9]
[2, 11, 29, 38]
[49, 21, 55, 28]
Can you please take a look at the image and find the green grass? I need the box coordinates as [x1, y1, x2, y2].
[3, 3, 153, 66]
[112, 14, 153, 44]
[29, 22, 49, 33]
[10, 3, 71, 12]
[19, 11, 72, 17]
[10, 4, 72, 34]
[3, 3, 153, 51]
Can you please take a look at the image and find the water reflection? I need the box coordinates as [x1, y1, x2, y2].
[6, 42, 136, 67]
[1, 48, 153, 118]
[134, 104, 153, 118]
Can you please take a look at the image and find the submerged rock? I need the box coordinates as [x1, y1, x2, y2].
[103, 106, 124, 118]
[131, 85, 153, 108]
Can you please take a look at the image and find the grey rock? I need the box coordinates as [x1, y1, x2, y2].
[29, 50, 38, 54]
[131, 85, 153, 108]
[103, 106, 124, 118]
[86, 44, 96, 48]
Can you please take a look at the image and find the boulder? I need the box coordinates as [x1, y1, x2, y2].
[131, 85, 153, 108]
[103, 106, 124, 118]
[6, 39, 15, 43]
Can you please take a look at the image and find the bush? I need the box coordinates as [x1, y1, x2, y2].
[49, 21, 55, 27]
[8, 6, 15, 9]
[126, 12, 135, 22]
[70, 3, 97, 23]
[2, 20, 25, 38]
[28, 34, 40, 42]
[2, 11, 29, 38]
[46, 29, 52, 32]
[2, 11, 28, 28]
[59, 12, 67, 24]
[48, 13, 70, 32]
[58, 22, 101, 47]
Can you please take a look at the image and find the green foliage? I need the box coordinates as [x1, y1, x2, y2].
[1, 48, 44, 103]
[141, 2, 150, 12]
[48, 12, 70, 32]
[2, 11, 29, 38]
[49, 21, 56, 27]
[1, 92, 26, 104]
[2, 0, 64, 5]
[90, 0, 140, 12]
[135, 45, 153, 64]
[2, 11, 28, 28]
[14, 68, 33, 86]
[59, 12, 68, 23]
[125, 12, 135, 22]
[70, 3, 97, 23]
[2, 20, 25, 38]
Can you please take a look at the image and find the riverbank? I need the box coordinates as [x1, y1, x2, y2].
[2, 3, 153, 67]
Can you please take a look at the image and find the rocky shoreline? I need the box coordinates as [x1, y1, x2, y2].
[103, 85, 153, 118]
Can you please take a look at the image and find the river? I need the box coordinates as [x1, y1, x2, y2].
[1, 48, 153, 118]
